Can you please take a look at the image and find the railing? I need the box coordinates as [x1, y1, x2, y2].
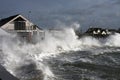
[15, 30, 37, 32]
[5, 29, 44, 34]
[3, 25, 44, 33]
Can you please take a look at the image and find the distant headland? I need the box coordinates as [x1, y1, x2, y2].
[76, 27, 120, 38]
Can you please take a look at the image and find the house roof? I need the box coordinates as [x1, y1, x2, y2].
[0, 14, 19, 27]
[0, 14, 43, 30]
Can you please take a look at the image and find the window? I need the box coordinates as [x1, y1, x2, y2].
[14, 21, 26, 30]
[33, 25, 37, 30]
[33, 26, 36, 30]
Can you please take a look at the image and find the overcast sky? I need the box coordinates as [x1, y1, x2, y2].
[0, 0, 120, 30]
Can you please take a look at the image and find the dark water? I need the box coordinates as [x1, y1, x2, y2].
[1, 46, 120, 80]
[43, 47, 120, 80]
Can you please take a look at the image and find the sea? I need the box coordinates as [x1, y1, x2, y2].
[0, 24, 120, 80]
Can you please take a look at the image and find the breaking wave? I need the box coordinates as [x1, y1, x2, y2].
[0, 23, 120, 80]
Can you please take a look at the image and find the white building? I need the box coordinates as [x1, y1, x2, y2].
[0, 14, 44, 42]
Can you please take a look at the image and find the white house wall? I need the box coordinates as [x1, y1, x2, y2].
[1, 22, 14, 30]
[1, 20, 34, 30]
[26, 21, 33, 30]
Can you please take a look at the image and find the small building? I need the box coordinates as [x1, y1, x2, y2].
[0, 14, 44, 42]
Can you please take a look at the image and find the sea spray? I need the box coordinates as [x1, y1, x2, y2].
[0, 30, 54, 80]
[105, 33, 120, 47]
[1, 40, 55, 80]
[0, 25, 107, 80]
[79, 36, 101, 47]
[1, 24, 120, 80]
[37, 28, 82, 53]
[0, 24, 82, 80]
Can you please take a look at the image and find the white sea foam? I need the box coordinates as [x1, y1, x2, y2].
[0, 23, 120, 80]
[0, 23, 82, 80]
[105, 33, 120, 47]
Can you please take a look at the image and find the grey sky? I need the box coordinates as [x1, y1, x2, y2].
[0, 0, 120, 30]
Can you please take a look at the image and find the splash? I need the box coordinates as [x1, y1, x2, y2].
[105, 33, 120, 47]
[0, 29, 55, 80]
[1, 23, 120, 80]
[79, 36, 101, 47]
[0, 23, 82, 80]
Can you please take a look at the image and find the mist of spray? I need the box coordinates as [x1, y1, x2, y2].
[0, 23, 82, 80]
[105, 33, 120, 47]
[0, 23, 120, 80]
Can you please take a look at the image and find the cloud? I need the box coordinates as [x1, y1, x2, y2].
[0, 0, 120, 30]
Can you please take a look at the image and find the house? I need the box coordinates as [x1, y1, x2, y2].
[0, 14, 44, 42]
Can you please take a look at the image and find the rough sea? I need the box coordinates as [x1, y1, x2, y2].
[0, 24, 120, 80]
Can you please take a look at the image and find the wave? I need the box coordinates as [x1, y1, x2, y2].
[0, 23, 120, 80]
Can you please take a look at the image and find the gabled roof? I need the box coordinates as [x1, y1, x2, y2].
[0, 14, 19, 27]
[0, 14, 43, 30]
